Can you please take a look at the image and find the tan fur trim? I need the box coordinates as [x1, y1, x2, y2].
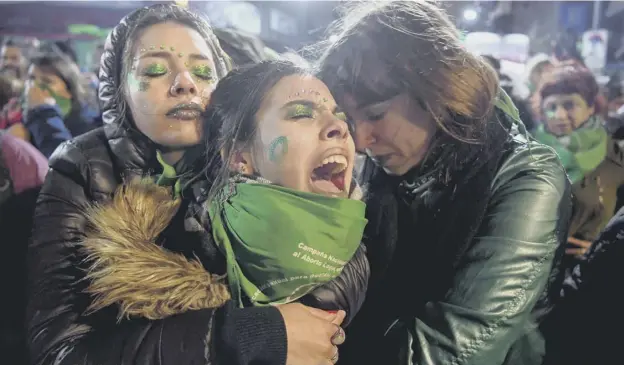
[81, 178, 230, 321]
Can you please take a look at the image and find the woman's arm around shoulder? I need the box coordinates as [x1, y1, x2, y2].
[410, 141, 572, 365]
[27, 140, 288, 365]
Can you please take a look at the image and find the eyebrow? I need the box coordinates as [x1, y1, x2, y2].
[357, 98, 393, 110]
[281, 99, 340, 113]
[138, 51, 211, 61]
[543, 96, 577, 103]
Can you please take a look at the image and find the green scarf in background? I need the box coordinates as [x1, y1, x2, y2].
[533, 115, 608, 184]
[37, 82, 72, 117]
[208, 177, 367, 307]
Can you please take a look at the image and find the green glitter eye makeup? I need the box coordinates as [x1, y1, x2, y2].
[191, 65, 213, 80]
[286, 104, 314, 119]
[335, 111, 347, 121]
[142, 63, 167, 76]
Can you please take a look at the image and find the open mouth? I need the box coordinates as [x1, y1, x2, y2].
[311, 154, 348, 195]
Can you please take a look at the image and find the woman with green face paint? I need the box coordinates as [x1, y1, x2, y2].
[25, 4, 338, 365]
[533, 61, 624, 260]
[76, 60, 368, 365]
[21, 43, 100, 157]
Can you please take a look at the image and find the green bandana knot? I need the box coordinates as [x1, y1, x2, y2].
[533, 115, 608, 184]
[37, 82, 72, 117]
[155, 151, 182, 198]
[208, 177, 367, 307]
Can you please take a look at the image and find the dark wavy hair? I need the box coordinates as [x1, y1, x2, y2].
[535, 61, 603, 117]
[201, 60, 310, 201]
[316, 1, 499, 145]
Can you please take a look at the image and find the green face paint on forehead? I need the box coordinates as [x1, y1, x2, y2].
[290, 89, 322, 98]
[288, 89, 331, 108]
[268, 136, 289, 163]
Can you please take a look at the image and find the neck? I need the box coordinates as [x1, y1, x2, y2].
[160, 150, 184, 166]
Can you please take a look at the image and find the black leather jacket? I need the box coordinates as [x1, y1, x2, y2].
[543, 206, 624, 365]
[338, 130, 572, 365]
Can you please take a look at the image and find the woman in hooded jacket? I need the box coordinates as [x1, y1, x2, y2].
[316, 2, 573, 364]
[26, 5, 349, 365]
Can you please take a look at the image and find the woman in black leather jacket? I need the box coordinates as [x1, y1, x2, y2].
[25, 5, 342, 365]
[317, 2, 573, 365]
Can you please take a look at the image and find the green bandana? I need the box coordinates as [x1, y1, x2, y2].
[533, 115, 608, 184]
[208, 177, 367, 307]
[155, 151, 182, 198]
[38, 83, 72, 117]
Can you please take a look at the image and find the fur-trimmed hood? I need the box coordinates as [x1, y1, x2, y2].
[81, 179, 230, 321]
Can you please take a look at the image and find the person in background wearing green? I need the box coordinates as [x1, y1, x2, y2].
[22, 42, 100, 157]
[533, 61, 624, 261]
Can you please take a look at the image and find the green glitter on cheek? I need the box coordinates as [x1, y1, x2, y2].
[268, 136, 288, 163]
[127, 72, 149, 92]
[127, 72, 140, 92]
[138, 80, 150, 92]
